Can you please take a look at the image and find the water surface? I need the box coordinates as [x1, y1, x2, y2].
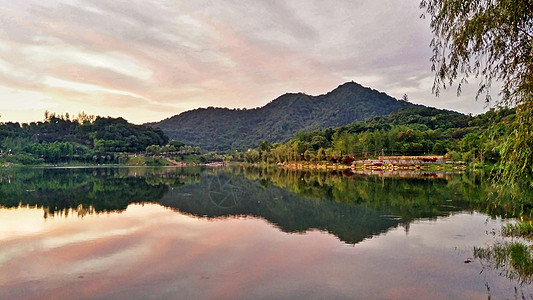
[0, 166, 531, 299]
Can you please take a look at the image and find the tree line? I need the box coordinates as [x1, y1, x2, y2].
[244, 106, 515, 166]
[0, 111, 168, 164]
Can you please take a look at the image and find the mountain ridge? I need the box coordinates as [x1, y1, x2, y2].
[147, 82, 419, 151]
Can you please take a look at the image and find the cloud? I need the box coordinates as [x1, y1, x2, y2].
[0, 85, 56, 111]
[0, 0, 491, 124]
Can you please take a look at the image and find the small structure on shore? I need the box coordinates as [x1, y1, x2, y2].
[378, 155, 446, 164]
[354, 155, 448, 170]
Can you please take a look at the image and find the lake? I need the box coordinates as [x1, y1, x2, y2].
[1, 166, 532, 299]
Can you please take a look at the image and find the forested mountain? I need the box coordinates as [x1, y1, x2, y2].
[148, 82, 415, 151]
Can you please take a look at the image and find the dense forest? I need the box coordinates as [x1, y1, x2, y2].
[243, 105, 515, 166]
[0, 104, 516, 168]
[0, 112, 168, 164]
[148, 82, 414, 151]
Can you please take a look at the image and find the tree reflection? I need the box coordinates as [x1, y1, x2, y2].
[0, 166, 531, 245]
[159, 172, 401, 244]
[206, 174, 243, 209]
[238, 166, 533, 219]
[0, 167, 198, 217]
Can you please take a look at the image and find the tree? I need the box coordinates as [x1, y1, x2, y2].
[169, 140, 185, 149]
[420, 0, 533, 184]
[146, 145, 162, 155]
[499, 105, 533, 184]
[316, 147, 326, 161]
[244, 149, 260, 163]
[432, 141, 447, 155]
[332, 132, 356, 155]
[420, 0, 532, 104]
[258, 140, 271, 153]
[311, 135, 330, 151]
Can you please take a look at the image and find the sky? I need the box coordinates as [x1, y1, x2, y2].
[0, 0, 496, 124]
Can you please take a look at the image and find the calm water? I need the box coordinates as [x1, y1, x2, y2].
[0, 166, 532, 299]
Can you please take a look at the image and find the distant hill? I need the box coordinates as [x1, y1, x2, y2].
[148, 82, 416, 151]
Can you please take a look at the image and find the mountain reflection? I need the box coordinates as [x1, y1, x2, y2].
[160, 172, 401, 244]
[0, 166, 530, 244]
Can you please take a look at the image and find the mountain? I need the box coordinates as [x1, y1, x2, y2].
[148, 81, 416, 151]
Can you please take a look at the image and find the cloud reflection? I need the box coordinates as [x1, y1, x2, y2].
[0, 204, 520, 300]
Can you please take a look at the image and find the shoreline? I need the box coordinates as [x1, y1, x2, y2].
[278, 161, 468, 172]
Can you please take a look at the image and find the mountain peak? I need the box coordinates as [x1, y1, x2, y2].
[329, 81, 374, 94]
[338, 81, 364, 88]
